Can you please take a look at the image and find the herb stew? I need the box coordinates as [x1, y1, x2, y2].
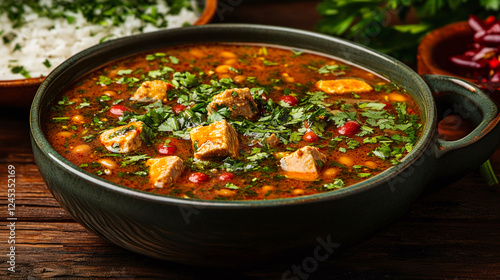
[44, 43, 422, 200]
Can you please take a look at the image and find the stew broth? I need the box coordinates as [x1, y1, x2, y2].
[44, 43, 422, 200]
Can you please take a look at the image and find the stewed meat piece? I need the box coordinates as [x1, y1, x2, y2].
[99, 121, 145, 153]
[207, 87, 258, 119]
[131, 80, 171, 102]
[280, 146, 327, 181]
[190, 119, 239, 160]
[146, 156, 185, 188]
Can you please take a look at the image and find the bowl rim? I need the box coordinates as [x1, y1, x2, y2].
[0, 76, 45, 88]
[30, 23, 436, 208]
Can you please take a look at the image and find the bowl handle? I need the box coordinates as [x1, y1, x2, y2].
[422, 74, 500, 182]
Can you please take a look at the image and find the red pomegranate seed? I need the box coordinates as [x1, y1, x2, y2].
[189, 172, 209, 183]
[489, 57, 500, 69]
[303, 130, 319, 142]
[485, 15, 496, 26]
[157, 143, 177, 155]
[338, 121, 361, 136]
[218, 172, 235, 181]
[109, 105, 131, 116]
[280, 95, 299, 106]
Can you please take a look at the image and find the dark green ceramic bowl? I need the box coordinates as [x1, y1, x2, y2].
[30, 24, 500, 266]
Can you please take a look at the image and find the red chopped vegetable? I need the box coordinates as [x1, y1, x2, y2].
[450, 15, 500, 82]
[468, 15, 486, 32]
[172, 104, 187, 115]
[478, 34, 500, 45]
[491, 71, 500, 82]
[449, 55, 488, 69]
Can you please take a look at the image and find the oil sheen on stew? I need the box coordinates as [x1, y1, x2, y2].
[45, 43, 422, 200]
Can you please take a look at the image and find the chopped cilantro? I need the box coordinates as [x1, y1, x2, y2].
[57, 96, 74, 106]
[291, 49, 303, 57]
[317, 64, 350, 75]
[323, 179, 345, 190]
[117, 69, 132, 75]
[43, 59, 51, 68]
[262, 60, 278, 66]
[98, 75, 113, 85]
[224, 183, 240, 190]
[121, 154, 150, 167]
[169, 55, 180, 64]
[247, 152, 270, 162]
[10, 65, 31, 78]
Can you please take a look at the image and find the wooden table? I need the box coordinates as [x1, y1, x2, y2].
[2, 1, 500, 279]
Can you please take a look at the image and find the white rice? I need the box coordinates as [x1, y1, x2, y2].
[0, 0, 200, 80]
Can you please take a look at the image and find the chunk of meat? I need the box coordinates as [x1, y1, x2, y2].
[146, 156, 185, 188]
[146, 156, 184, 189]
[207, 88, 258, 119]
[99, 121, 144, 153]
[316, 79, 372, 94]
[280, 146, 327, 181]
[190, 119, 239, 160]
[130, 80, 171, 102]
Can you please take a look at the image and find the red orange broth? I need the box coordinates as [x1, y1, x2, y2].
[44, 43, 422, 200]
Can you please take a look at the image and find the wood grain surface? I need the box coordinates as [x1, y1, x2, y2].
[1, 1, 500, 279]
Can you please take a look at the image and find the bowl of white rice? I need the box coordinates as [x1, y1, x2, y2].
[0, 0, 216, 107]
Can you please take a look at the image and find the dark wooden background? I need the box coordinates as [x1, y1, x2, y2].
[1, 1, 500, 279]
